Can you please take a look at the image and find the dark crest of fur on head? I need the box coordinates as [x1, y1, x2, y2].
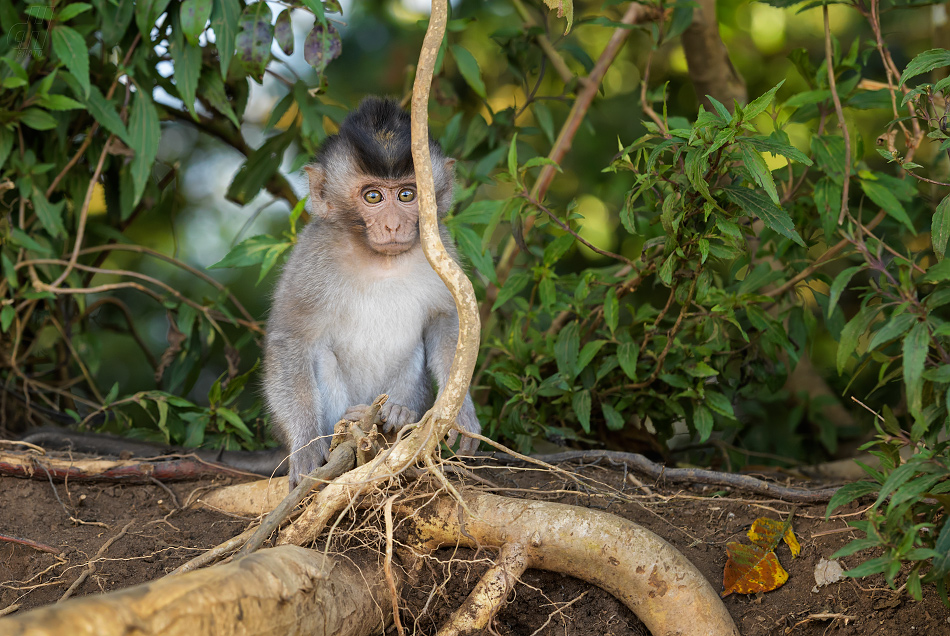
[317, 97, 444, 180]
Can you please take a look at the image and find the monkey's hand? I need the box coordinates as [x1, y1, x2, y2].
[343, 402, 418, 433]
[287, 437, 330, 490]
[447, 398, 481, 456]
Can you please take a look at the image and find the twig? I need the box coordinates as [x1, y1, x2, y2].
[485, 449, 843, 503]
[47, 137, 112, 289]
[823, 5, 852, 225]
[0, 533, 60, 555]
[58, 520, 134, 602]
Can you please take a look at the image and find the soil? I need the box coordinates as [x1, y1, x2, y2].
[1, 452, 948, 635]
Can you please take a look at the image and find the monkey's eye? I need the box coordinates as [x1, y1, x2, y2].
[363, 190, 383, 204]
[398, 188, 415, 203]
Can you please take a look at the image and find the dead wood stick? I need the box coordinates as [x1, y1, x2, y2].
[487, 449, 842, 503]
[59, 520, 134, 602]
[0, 450, 256, 482]
[235, 441, 356, 558]
[0, 533, 60, 555]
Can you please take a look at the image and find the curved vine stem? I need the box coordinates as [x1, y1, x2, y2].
[411, 0, 480, 431]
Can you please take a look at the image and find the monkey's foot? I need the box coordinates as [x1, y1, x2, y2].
[343, 401, 418, 433]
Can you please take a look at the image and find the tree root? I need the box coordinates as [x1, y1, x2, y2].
[0, 546, 397, 636]
[401, 490, 739, 636]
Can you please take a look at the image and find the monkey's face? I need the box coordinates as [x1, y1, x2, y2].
[353, 179, 420, 255]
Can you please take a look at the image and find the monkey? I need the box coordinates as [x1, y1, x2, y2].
[263, 97, 481, 488]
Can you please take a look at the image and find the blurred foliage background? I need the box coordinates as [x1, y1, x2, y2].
[2, 0, 950, 602]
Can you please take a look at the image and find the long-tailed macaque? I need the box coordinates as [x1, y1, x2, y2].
[264, 97, 481, 488]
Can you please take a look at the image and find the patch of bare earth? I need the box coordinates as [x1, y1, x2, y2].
[1, 459, 947, 635]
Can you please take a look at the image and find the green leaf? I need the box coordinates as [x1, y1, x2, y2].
[0, 128, 12, 173]
[903, 322, 929, 416]
[741, 133, 813, 166]
[742, 80, 784, 120]
[209, 234, 293, 283]
[172, 28, 202, 119]
[18, 108, 57, 131]
[199, 68, 240, 127]
[693, 405, 714, 442]
[604, 287, 619, 333]
[217, 406, 253, 439]
[57, 3, 93, 21]
[617, 342, 639, 380]
[828, 265, 863, 319]
[723, 185, 805, 247]
[836, 305, 881, 374]
[825, 481, 879, 517]
[180, 0, 212, 45]
[813, 177, 842, 240]
[572, 390, 591, 433]
[84, 85, 130, 144]
[810, 135, 847, 185]
[739, 144, 779, 205]
[454, 226, 497, 285]
[211, 0, 240, 79]
[451, 45, 487, 99]
[492, 270, 532, 310]
[543, 233, 574, 266]
[507, 132, 519, 183]
[687, 361, 718, 378]
[684, 149, 713, 203]
[705, 391, 735, 419]
[900, 49, 950, 86]
[135, 0, 172, 39]
[37, 94, 84, 110]
[934, 194, 950, 260]
[577, 340, 606, 375]
[867, 313, 916, 352]
[602, 402, 624, 431]
[128, 89, 161, 207]
[31, 186, 67, 238]
[860, 178, 915, 235]
[0, 305, 14, 333]
[554, 321, 580, 379]
[923, 258, 950, 284]
[51, 25, 89, 98]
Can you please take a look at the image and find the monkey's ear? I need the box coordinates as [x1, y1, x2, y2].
[304, 164, 331, 218]
[443, 158, 456, 177]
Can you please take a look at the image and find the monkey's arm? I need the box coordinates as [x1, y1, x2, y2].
[264, 333, 342, 488]
[424, 312, 481, 454]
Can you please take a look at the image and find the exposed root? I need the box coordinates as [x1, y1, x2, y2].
[437, 542, 528, 636]
[401, 490, 740, 636]
[58, 520, 133, 603]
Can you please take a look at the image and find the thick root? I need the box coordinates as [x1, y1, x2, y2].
[0, 546, 395, 636]
[403, 491, 739, 636]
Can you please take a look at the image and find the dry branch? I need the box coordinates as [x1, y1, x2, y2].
[0, 546, 395, 636]
[0, 450, 253, 482]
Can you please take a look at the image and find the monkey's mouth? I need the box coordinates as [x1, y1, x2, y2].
[369, 239, 415, 255]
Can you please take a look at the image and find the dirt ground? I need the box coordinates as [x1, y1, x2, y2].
[0, 453, 948, 635]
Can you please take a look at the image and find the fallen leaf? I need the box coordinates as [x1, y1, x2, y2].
[812, 557, 844, 592]
[722, 509, 799, 597]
